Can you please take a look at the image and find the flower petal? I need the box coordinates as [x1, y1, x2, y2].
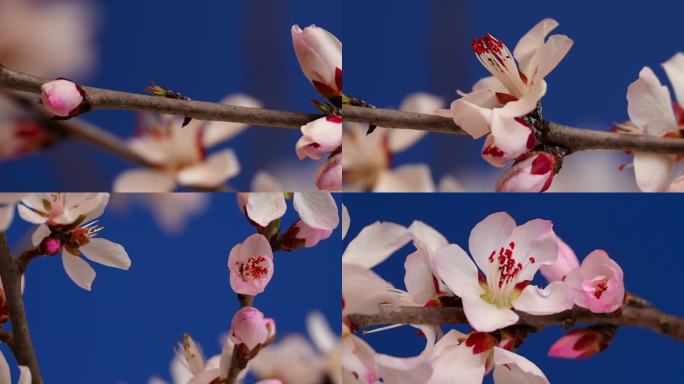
[432, 244, 481, 300]
[513, 281, 574, 315]
[342, 263, 403, 316]
[535, 34, 573, 79]
[113, 168, 177, 192]
[342, 222, 412, 268]
[408, 221, 448, 255]
[177, 149, 240, 188]
[31, 224, 50, 247]
[342, 204, 350, 240]
[293, 192, 339, 230]
[627, 67, 677, 135]
[246, 193, 286, 227]
[662, 52, 684, 107]
[17, 203, 47, 224]
[462, 296, 519, 332]
[428, 342, 486, 384]
[0, 351, 10, 384]
[18, 366, 32, 384]
[513, 18, 560, 77]
[633, 152, 675, 192]
[447, 90, 500, 139]
[404, 250, 437, 305]
[469, 212, 516, 277]
[62, 251, 95, 291]
[492, 347, 549, 384]
[0, 204, 15, 232]
[374, 164, 436, 192]
[79, 238, 131, 270]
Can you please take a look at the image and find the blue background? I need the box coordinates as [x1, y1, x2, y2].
[344, 0, 684, 191]
[343, 193, 684, 383]
[0, 0, 342, 191]
[0, 193, 341, 383]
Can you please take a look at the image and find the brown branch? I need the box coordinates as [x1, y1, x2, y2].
[343, 105, 684, 155]
[0, 233, 43, 384]
[349, 301, 684, 342]
[15, 247, 44, 275]
[0, 65, 318, 129]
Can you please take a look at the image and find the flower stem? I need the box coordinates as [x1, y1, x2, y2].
[0, 233, 43, 384]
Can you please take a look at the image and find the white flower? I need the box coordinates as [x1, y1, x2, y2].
[114, 94, 261, 192]
[623, 53, 684, 192]
[29, 195, 130, 291]
[343, 93, 445, 191]
[18, 193, 109, 226]
[438, 18, 572, 167]
[238, 192, 339, 232]
[434, 212, 573, 332]
[0, 349, 31, 384]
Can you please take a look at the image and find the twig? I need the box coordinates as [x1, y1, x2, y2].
[0, 65, 318, 129]
[0, 233, 43, 384]
[348, 301, 684, 342]
[343, 105, 684, 155]
[15, 247, 44, 275]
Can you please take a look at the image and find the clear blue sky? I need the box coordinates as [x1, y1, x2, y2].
[343, 193, 684, 383]
[344, 0, 684, 184]
[0, 0, 342, 191]
[1, 193, 341, 383]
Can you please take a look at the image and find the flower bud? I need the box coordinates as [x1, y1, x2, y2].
[228, 234, 274, 296]
[565, 250, 625, 313]
[229, 306, 276, 351]
[316, 151, 342, 191]
[291, 24, 342, 98]
[296, 116, 342, 161]
[496, 151, 559, 192]
[40, 237, 62, 255]
[40, 79, 86, 117]
[548, 326, 616, 359]
[540, 237, 579, 282]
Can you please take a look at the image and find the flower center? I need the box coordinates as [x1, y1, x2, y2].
[472, 33, 528, 97]
[481, 241, 535, 308]
[593, 280, 608, 299]
[239, 255, 269, 281]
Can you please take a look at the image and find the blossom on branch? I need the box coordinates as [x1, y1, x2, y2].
[229, 307, 276, 352]
[495, 151, 559, 192]
[291, 24, 342, 99]
[40, 79, 86, 118]
[228, 233, 274, 296]
[438, 18, 572, 167]
[565, 250, 624, 313]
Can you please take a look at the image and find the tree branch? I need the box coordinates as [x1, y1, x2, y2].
[343, 105, 684, 155]
[0, 65, 318, 129]
[348, 300, 684, 342]
[0, 233, 43, 384]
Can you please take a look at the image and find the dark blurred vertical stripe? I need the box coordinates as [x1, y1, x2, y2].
[427, 0, 476, 178]
[242, 0, 289, 174]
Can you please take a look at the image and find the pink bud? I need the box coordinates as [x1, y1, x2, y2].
[296, 116, 342, 161]
[228, 234, 274, 296]
[291, 24, 342, 98]
[40, 79, 85, 117]
[229, 306, 276, 351]
[496, 151, 558, 192]
[294, 220, 333, 248]
[315, 151, 342, 191]
[42, 238, 62, 255]
[540, 237, 580, 282]
[565, 250, 625, 313]
[548, 327, 614, 359]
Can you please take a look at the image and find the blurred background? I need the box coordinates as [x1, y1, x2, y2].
[0, 0, 342, 191]
[0, 193, 341, 383]
[344, 0, 684, 191]
[343, 193, 684, 383]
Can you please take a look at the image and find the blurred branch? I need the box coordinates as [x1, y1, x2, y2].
[348, 295, 684, 342]
[343, 105, 684, 155]
[0, 233, 43, 384]
[0, 65, 318, 129]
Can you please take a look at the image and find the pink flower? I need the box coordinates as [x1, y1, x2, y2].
[291, 24, 342, 98]
[296, 116, 342, 161]
[229, 307, 276, 351]
[437, 19, 573, 166]
[496, 151, 558, 192]
[540, 237, 579, 282]
[292, 220, 333, 248]
[548, 327, 614, 359]
[565, 250, 625, 313]
[40, 79, 85, 117]
[434, 212, 574, 332]
[228, 234, 274, 296]
[316, 151, 342, 191]
[41, 237, 62, 255]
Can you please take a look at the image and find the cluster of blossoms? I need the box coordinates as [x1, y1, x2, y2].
[341, 207, 626, 383]
[0, 193, 129, 383]
[156, 192, 340, 384]
[292, 25, 343, 191]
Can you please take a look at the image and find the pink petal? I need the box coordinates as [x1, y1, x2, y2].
[469, 212, 516, 277]
[513, 281, 574, 315]
[246, 193, 287, 227]
[293, 192, 339, 230]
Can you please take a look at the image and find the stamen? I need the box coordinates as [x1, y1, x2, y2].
[472, 33, 527, 97]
